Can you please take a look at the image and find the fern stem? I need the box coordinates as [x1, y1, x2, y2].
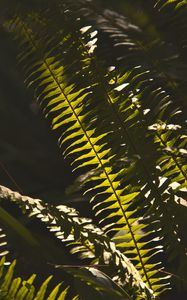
[0, 161, 23, 194]
[66, 20, 158, 290]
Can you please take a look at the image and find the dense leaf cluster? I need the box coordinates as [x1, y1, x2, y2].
[0, 0, 186, 299]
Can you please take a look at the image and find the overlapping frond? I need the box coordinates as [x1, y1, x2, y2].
[2, 2, 173, 295]
[5, 15, 170, 296]
[1, 0, 187, 297]
[79, 2, 187, 265]
[0, 184, 154, 299]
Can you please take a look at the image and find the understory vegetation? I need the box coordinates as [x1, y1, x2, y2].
[0, 0, 187, 299]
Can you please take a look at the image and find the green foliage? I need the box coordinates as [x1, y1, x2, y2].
[0, 185, 153, 299]
[0, 0, 186, 299]
[0, 257, 69, 300]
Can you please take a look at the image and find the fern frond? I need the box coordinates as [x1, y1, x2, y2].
[2, 3, 173, 294]
[81, 3, 187, 265]
[0, 184, 154, 299]
[0, 256, 69, 300]
[154, 0, 187, 50]
[7, 17, 169, 295]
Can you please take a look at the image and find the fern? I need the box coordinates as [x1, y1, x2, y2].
[5, 11, 169, 295]
[0, 0, 187, 299]
[0, 256, 69, 300]
[0, 184, 153, 299]
[0, 179, 149, 299]
[82, 0, 187, 264]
